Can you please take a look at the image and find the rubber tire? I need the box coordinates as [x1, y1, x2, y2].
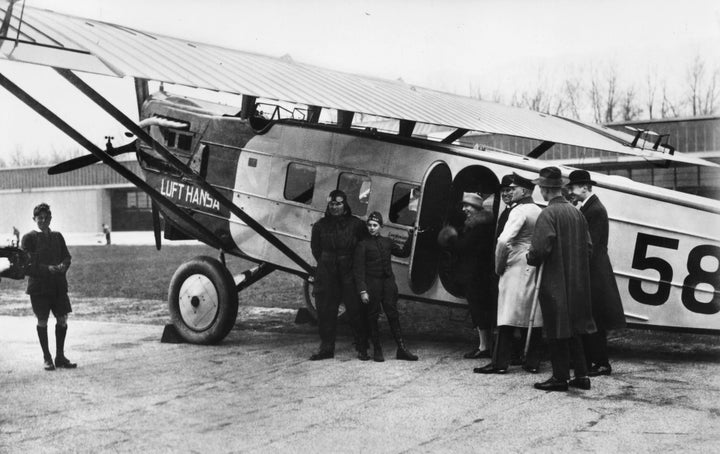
[168, 256, 238, 344]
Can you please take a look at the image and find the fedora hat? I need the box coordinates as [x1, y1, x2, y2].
[532, 166, 565, 188]
[509, 173, 535, 191]
[499, 174, 513, 188]
[567, 170, 597, 186]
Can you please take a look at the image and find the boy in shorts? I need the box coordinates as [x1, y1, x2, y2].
[22, 203, 77, 371]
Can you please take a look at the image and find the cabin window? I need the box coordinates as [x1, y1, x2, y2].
[338, 173, 371, 216]
[389, 183, 421, 226]
[284, 163, 316, 204]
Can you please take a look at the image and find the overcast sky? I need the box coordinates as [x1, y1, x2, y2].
[0, 0, 718, 162]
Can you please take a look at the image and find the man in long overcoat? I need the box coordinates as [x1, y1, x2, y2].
[476, 173, 543, 374]
[527, 167, 596, 392]
[567, 170, 626, 376]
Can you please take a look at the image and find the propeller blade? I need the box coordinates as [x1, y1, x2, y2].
[152, 201, 162, 251]
[48, 140, 138, 175]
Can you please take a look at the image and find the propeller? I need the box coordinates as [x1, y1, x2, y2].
[47, 117, 186, 175]
[48, 139, 138, 175]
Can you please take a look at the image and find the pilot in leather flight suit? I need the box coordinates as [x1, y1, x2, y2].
[309, 190, 367, 360]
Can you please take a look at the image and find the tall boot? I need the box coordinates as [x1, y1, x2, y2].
[370, 319, 384, 362]
[37, 326, 54, 371]
[389, 318, 418, 361]
[54, 325, 77, 369]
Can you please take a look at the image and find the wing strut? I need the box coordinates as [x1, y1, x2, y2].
[54, 68, 314, 275]
[527, 141, 556, 159]
[441, 128, 469, 144]
[0, 71, 225, 250]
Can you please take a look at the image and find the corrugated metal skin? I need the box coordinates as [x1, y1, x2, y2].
[0, 161, 140, 190]
[0, 3, 672, 156]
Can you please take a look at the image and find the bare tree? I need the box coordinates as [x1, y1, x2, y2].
[685, 55, 719, 116]
[661, 81, 680, 118]
[521, 87, 550, 113]
[604, 68, 618, 123]
[563, 77, 583, 120]
[644, 72, 658, 119]
[620, 85, 642, 121]
[589, 75, 603, 123]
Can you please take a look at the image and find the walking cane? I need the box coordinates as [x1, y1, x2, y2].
[524, 263, 544, 358]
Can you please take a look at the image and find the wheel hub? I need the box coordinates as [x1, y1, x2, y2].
[178, 274, 219, 331]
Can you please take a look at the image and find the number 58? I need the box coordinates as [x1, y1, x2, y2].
[629, 233, 720, 314]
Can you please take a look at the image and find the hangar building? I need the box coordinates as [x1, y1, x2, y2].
[0, 160, 150, 241]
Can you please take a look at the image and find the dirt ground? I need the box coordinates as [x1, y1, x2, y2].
[2, 245, 719, 453]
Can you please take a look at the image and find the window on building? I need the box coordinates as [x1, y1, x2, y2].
[338, 173, 371, 216]
[389, 183, 421, 226]
[284, 163, 316, 204]
[126, 192, 138, 208]
[124, 191, 152, 210]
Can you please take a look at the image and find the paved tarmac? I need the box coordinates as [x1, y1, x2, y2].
[1, 314, 719, 453]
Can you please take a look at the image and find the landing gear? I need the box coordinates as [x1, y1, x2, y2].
[168, 256, 238, 344]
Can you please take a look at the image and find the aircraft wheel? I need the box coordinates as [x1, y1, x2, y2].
[168, 256, 238, 344]
[303, 280, 347, 322]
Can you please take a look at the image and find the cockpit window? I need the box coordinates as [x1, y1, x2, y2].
[338, 173, 371, 216]
[164, 129, 193, 152]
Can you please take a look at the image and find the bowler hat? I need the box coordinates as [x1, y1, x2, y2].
[499, 174, 513, 188]
[462, 192, 484, 209]
[567, 170, 597, 186]
[532, 167, 565, 188]
[510, 173, 535, 191]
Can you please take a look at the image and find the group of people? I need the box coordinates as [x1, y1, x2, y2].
[309, 166, 626, 393]
[22, 166, 624, 389]
[462, 166, 625, 391]
[309, 190, 418, 363]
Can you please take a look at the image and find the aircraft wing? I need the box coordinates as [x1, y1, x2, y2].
[0, 1, 716, 168]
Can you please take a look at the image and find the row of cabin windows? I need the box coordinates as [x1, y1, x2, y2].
[284, 163, 420, 226]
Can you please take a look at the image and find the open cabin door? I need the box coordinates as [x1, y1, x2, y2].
[408, 161, 452, 294]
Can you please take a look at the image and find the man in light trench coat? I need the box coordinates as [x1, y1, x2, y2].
[475, 173, 543, 374]
[527, 167, 597, 392]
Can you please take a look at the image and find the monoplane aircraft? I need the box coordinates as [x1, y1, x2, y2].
[1, 1, 718, 343]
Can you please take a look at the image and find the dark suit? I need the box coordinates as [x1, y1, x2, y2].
[527, 196, 596, 380]
[580, 194, 626, 367]
[496, 204, 513, 240]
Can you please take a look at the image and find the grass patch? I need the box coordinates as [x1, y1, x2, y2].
[2, 245, 306, 308]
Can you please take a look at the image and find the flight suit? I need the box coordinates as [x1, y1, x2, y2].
[311, 213, 367, 354]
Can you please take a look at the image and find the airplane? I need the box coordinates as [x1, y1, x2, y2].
[0, 1, 718, 344]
